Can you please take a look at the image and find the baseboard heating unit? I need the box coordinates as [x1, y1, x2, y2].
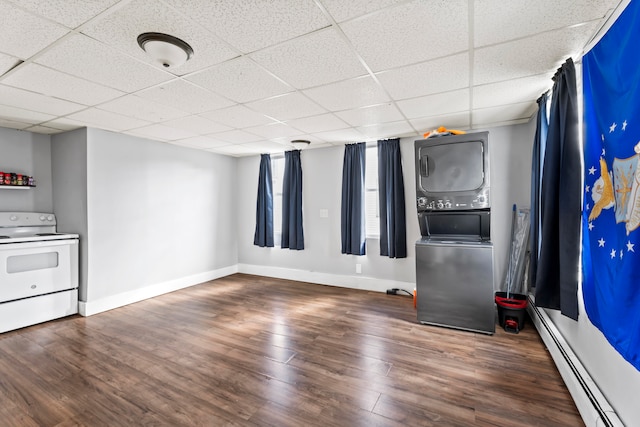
[527, 296, 623, 427]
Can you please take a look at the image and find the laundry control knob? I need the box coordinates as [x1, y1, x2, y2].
[10, 215, 18, 221]
[444, 201, 452, 209]
[40, 215, 46, 221]
[436, 202, 444, 209]
[47, 215, 54, 221]
[417, 197, 427, 207]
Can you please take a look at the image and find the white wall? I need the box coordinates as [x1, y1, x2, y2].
[83, 129, 238, 309]
[236, 122, 535, 293]
[51, 128, 89, 300]
[0, 127, 53, 212]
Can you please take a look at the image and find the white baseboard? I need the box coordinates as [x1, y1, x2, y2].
[78, 265, 238, 316]
[527, 298, 623, 427]
[237, 263, 415, 294]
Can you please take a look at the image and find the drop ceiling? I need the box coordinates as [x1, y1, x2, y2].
[0, 0, 624, 156]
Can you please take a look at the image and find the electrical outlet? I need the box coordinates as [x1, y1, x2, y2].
[356, 264, 362, 274]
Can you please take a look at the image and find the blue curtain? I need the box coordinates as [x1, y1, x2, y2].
[253, 154, 274, 247]
[378, 138, 407, 258]
[281, 150, 304, 250]
[529, 93, 548, 290]
[341, 143, 366, 255]
[534, 58, 580, 320]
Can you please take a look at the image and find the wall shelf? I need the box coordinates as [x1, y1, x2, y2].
[0, 185, 36, 190]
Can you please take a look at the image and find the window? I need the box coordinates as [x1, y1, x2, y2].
[365, 144, 379, 238]
[271, 155, 285, 245]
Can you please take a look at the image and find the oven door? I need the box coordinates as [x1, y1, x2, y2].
[0, 239, 79, 303]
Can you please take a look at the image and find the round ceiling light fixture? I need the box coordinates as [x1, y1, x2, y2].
[291, 139, 311, 149]
[137, 32, 194, 69]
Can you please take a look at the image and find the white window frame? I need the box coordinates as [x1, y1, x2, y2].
[365, 143, 380, 239]
[271, 155, 285, 246]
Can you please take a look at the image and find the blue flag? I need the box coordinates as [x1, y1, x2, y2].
[582, 0, 640, 371]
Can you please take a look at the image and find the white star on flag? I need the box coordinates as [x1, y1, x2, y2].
[611, 249, 616, 258]
[620, 251, 624, 260]
[589, 166, 597, 175]
[610, 122, 617, 132]
[628, 241, 635, 252]
[586, 185, 591, 192]
[588, 222, 594, 230]
[602, 148, 606, 156]
[601, 134, 605, 141]
[599, 238, 606, 247]
[623, 120, 628, 130]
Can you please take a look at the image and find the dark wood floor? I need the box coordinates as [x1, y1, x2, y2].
[0, 274, 583, 426]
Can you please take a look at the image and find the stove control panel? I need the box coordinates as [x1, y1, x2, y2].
[0, 212, 56, 227]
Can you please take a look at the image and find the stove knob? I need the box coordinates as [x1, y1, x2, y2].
[40, 215, 46, 221]
[10, 215, 18, 221]
[436, 202, 444, 209]
[47, 215, 54, 221]
[417, 197, 427, 207]
[478, 195, 485, 203]
[444, 201, 452, 209]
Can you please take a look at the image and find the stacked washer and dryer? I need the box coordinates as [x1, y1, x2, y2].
[414, 131, 495, 334]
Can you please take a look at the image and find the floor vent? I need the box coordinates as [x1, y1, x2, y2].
[527, 297, 624, 427]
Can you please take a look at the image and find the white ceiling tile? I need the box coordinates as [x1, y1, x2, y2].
[186, 57, 293, 103]
[2, 63, 124, 105]
[303, 76, 389, 111]
[472, 101, 537, 127]
[396, 89, 470, 119]
[377, 53, 469, 101]
[98, 95, 188, 122]
[473, 74, 553, 109]
[199, 104, 276, 129]
[171, 136, 230, 149]
[244, 123, 302, 140]
[246, 93, 326, 121]
[340, 0, 468, 72]
[24, 125, 66, 134]
[335, 103, 404, 127]
[410, 112, 471, 134]
[127, 124, 197, 141]
[356, 120, 416, 139]
[8, 0, 120, 28]
[312, 128, 367, 144]
[81, 0, 237, 76]
[40, 119, 85, 131]
[250, 28, 367, 89]
[0, 118, 32, 130]
[475, 0, 619, 47]
[474, 22, 599, 85]
[240, 141, 288, 154]
[208, 129, 263, 144]
[35, 34, 173, 92]
[320, 0, 408, 22]
[162, 115, 231, 135]
[164, 0, 331, 53]
[136, 80, 234, 114]
[0, 104, 55, 124]
[270, 135, 329, 146]
[66, 108, 150, 132]
[206, 144, 256, 157]
[0, 2, 69, 59]
[285, 113, 350, 134]
[0, 52, 21, 76]
[0, 84, 86, 116]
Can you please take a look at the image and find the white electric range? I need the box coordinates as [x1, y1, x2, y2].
[0, 212, 79, 333]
